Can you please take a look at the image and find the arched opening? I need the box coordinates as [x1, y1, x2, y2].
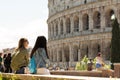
[81, 44, 88, 59]
[86, 46, 89, 57]
[92, 43, 101, 59]
[54, 49, 57, 62]
[51, 23, 54, 37]
[83, 14, 89, 30]
[64, 47, 70, 62]
[51, 50, 53, 62]
[106, 9, 115, 27]
[60, 20, 64, 35]
[66, 18, 71, 34]
[104, 42, 111, 60]
[98, 44, 101, 52]
[93, 11, 101, 29]
[58, 50, 62, 62]
[74, 16, 79, 32]
[73, 46, 79, 61]
[55, 22, 58, 36]
[84, 0, 87, 4]
[53, 24, 55, 37]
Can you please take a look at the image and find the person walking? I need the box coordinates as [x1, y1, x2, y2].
[11, 38, 29, 74]
[30, 36, 50, 74]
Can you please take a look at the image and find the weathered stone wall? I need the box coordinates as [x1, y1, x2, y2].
[47, 0, 120, 68]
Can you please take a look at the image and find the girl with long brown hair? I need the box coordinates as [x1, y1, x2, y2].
[11, 38, 29, 74]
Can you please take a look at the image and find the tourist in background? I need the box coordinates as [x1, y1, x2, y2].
[11, 38, 29, 74]
[4, 53, 12, 73]
[96, 52, 105, 71]
[30, 36, 50, 74]
[87, 59, 93, 71]
[0, 53, 4, 72]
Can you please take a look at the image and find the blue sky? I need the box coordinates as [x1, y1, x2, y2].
[0, 0, 48, 50]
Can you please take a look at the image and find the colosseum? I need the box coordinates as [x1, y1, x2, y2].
[47, 0, 120, 68]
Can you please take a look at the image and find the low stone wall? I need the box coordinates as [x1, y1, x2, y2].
[50, 63, 120, 78]
[0, 73, 119, 80]
[0, 73, 83, 80]
[50, 71, 102, 77]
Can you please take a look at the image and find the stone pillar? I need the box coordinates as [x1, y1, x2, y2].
[79, 12, 83, 31]
[49, 25, 52, 39]
[63, 17, 66, 35]
[54, 22, 56, 37]
[56, 49, 59, 62]
[78, 49, 81, 61]
[70, 16, 74, 33]
[89, 13, 93, 30]
[53, 22, 55, 38]
[69, 45, 74, 62]
[114, 63, 120, 78]
[101, 9, 106, 29]
[51, 49, 53, 62]
[48, 24, 50, 39]
[88, 41, 92, 59]
[51, 23, 53, 39]
[49, 49, 52, 61]
[62, 44, 65, 62]
[58, 19, 61, 36]
[53, 49, 55, 62]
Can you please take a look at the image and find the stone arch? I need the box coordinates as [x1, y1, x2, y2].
[54, 49, 57, 62]
[103, 42, 111, 60]
[73, 45, 79, 61]
[91, 43, 101, 59]
[93, 11, 101, 29]
[50, 23, 53, 37]
[82, 14, 89, 30]
[81, 44, 89, 59]
[55, 21, 58, 36]
[64, 46, 70, 62]
[52, 22, 55, 37]
[60, 20, 64, 35]
[105, 9, 115, 27]
[58, 49, 62, 62]
[66, 17, 71, 34]
[48, 24, 51, 38]
[50, 49, 53, 62]
[74, 16, 79, 32]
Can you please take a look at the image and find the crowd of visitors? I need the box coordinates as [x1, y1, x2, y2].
[0, 36, 110, 75]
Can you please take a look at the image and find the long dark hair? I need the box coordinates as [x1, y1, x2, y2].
[16, 38, 28, 51]
[30, 36, 49, 58]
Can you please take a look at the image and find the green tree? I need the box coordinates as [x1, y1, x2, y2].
[111, 18, 120, 69]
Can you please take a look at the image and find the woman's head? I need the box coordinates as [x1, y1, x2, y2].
[17, 38, 29, 50]
[34, 36, 47, 49]
[97, 52, 101, 57]
[30, 36, 49, 58]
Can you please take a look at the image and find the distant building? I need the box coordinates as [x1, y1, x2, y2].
[47, 0, 120, 68]
[3, 48, 16, 54]
[2, 47, 32, 54]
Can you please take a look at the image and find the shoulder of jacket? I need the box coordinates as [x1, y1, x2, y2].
[37, 48, 45, 52]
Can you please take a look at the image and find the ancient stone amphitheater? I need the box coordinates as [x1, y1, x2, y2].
[47, 0, 120, 68]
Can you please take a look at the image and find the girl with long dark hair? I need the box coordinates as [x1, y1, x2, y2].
[30, 36, 50, 74]
[11, 38, 29, 74]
